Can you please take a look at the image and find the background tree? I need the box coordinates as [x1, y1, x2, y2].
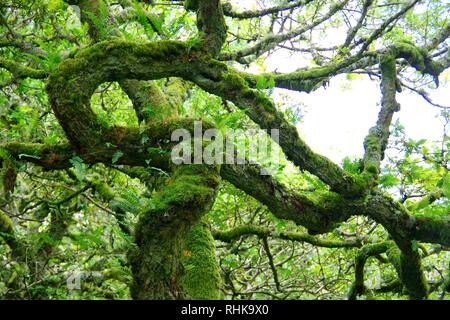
[0, 0, 449, 300]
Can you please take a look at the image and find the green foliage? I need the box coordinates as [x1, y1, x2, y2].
[82, 10, 107, 38]
[110, 187, 145, 214]
[379, 173, 400, 188]
[442, 174, 450, 199]
[213, 109, 246, 129]
[255, 76, 275, 91]
[111, 151, 124, 164]
[69, 156, 87, 181]
[342, 157, 361, 174]
[133, 2, 154, 37]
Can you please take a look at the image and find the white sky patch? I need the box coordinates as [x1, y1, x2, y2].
[229, 0, 257, 10]
[276, 77, 449, 163]
[269, 66, 449, 164]
[272, 76, 380, 163]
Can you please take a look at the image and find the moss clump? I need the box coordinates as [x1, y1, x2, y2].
[392, 41, 426, 71]
[164, 78, 192, 114]
[181, 219, 222, 299]
[221, 71, 247, 93]
[0, 58, 47, 79]
[388, 41, 443, 83]
[0, 210, 13, 235]
[363, 130, 382, 176]
[379, 54, 397, 82]
[0, 151, 17, 200]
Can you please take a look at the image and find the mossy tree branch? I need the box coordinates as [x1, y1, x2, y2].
[0, 59, 48, 80]
[1, 142, 448, 300]
[362, 53, 400, 186]
[181, 218, 222, 299]
[347, 241, 393, 300]
[40, 37, 362, 198]
[212, 224, 363, 248]
[0, 208, 14, 246]
[88, 176, 132, 235]
[2, 141, 450, 250]
[242, 39, 447, 94]
[222, 0, 312, 19]
[361, 43, 446, 187]
[386, 244, 429, 299]
[69, 0, 223, 300]
[2, 0, 448, 301]
[348, 240, 429, 300]
[185, 0, 227, 57]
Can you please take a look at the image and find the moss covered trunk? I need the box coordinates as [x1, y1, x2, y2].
[129, 164, 220, 299]
[130, 221, 190, 299]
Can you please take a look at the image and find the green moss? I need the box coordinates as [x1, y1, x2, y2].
[164, 78, 192, 114]
[181, 219, 222, 299]
[130, 81, 165, 118]
[387, 244, 428, 300]
[413, 215, 450, 246]
[379, 54, 397, 81]
[0, 59, 47, 79]
[213, 225, 271, 242]
[46, 39, 192, 150]
[130, 163, 220, 299]
[392, 41, 426, 72]
[0, 210, 13, 235]
[387, 41, 443, 81]
[361, 53, 401, 189]
[214, 224, 361, 249]
[293, 189, 346, 225]
[151, 164, 220, 210]
[90, 177, 115, 200]
[221, 71, 247, 92]
[348, 241, 393, 299]
[191, 0, 227, 56]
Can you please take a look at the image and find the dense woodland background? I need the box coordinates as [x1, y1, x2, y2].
[0, 0, 449, 300]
